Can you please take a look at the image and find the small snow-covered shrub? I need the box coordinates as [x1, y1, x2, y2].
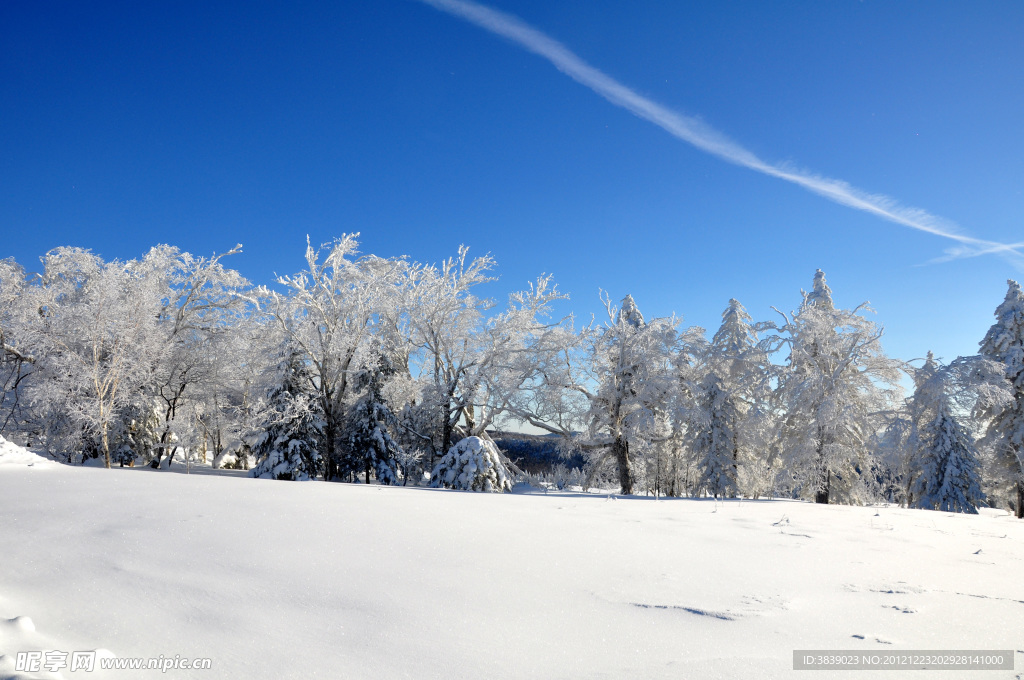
[430, 437, 512, 493]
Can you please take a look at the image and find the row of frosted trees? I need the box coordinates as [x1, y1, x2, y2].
[1, 236, 1022, 516]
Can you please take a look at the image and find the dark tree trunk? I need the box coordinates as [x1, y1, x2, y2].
[441, 391, 456, 457]
[815, 470, 831, 505]
[442, 418, 452, 458]
[613, 436, 633, 495]
[324, 418, 338, 480]
[814, 430, 830, 504]
[150, 430, 173, 469]
[1016, 480, 1024, 519]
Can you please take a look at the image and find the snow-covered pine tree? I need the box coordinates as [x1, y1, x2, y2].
[911, 400, 984, 513]
[343, 354, 402, 485]
[710, 299, 761, 384]
[691, 373, 740, 498]
[979, 279, 1024, 518]
[770, 270, 902, 504]
[430, 435, 513, 492]
[250, 348, 323, 481]
[110, 401, 162, 467]
[895, 351, 944, 505]
[701, 298, 773, 497]
[899, 351, 1011, 510]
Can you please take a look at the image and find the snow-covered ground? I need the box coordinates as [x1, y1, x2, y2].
[1, 440, 1022, 679]
[0, 438, 55, 469]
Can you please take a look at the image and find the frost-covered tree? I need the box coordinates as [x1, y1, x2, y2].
[581, 295, 676, 494]
[430, 436, 512, 492]
[689, 298, 774, 498]
[690, 373, 740, 498]
[912, 400, 984, 513]
[342, 354, 402, 484]
[264, 235, 410, 480]
[511, 294, 690, 495]
[886, 350, 1009, 509]
[0, 258, 38, 437]
[250, 348, 323, 481]
[403, 246, 567, 470]
[24, 248, 166, 467]
[769, 270, 902, 504]
[979, 279, 1024, 518]
[110, 401, 162, 467]
[903, 352, 1003, 512]
[709, 299, 770, 393]
[139, 244, 251, 468]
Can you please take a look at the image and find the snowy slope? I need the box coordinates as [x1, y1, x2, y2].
[1, 461, 1022, 679]
[0, 437, 54, 469]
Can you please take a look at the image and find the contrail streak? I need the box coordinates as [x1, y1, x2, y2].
[417, 0, 1022, 266]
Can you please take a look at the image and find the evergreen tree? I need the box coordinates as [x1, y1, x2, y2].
[711, 299, 761, 383]
[705, 298, 773, 497]
[771, 270, 902, 504]
[900, 351, 1011, 511]
[979, 279, 1024, 518]
[898, 351, 944, 505]
[111, 401, 162, 467]
[911, 401, 984, 513]
[691, 373, 740, 498]
[430, 436, 513, 492]
[343, 355, 402, 485]
[250, 349, 323, 481]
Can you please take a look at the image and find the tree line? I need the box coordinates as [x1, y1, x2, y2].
[1, 236, 1022, 517]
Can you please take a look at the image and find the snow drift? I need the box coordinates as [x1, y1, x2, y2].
[0, 436, 54, 468]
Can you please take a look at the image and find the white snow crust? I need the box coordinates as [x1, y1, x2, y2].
[0, 463, 1022, 678]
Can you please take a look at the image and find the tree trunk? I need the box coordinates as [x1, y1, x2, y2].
[815, 469, 830, 505]
[1016, 480, 1024, 519]
[442, 418, 452, 458]
[100, 421, 111, 471]
[613, 436, 633, 495]
[441, 392, 455, 458]
[324, 417, 338, 480]
[150, 431, 171, 468]
[814, 432, 830, 504]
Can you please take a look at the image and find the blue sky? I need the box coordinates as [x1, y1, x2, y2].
[2, 1, 1022, 364]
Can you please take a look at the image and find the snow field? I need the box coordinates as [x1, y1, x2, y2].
[1, 455, 1022, 679]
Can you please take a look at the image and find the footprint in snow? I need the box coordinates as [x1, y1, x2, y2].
[851, 634, 892, 645]
[738, 594, 790, 614]
[868, 582, 926, 595]
[629, 603, 735, 621]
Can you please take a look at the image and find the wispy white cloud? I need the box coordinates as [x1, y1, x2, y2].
[417, 0, 1023, 267]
